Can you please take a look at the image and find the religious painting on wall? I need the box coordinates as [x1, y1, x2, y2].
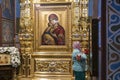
[41, 13, 65, 45]
[34, 3, 71, 52]
[2, 19, 14, 43]
[1, 0, 14, 19]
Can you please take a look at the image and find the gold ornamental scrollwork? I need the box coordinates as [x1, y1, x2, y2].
[35, 59, 71, 73]
[19, 0, 33, 78]
[32, 53, 72, 78]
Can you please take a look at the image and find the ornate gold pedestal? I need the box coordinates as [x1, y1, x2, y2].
[32, 53, 72, 80]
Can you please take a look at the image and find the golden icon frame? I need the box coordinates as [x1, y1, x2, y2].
[34, 3, 72, 52]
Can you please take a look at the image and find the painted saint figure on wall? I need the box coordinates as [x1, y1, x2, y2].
[2, 21, 14, 43]
[42, 14, 65, 45]
[1, 0, 14, 19]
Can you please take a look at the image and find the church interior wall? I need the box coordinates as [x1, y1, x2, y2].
[0, 0, 120, 80]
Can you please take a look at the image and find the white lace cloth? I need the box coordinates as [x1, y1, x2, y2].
[0, 47, 21, 68]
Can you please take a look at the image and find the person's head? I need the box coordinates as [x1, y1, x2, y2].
[48, 14, 58, 25]
[49, 14, 58, 21]
[73, 41, 81, 50]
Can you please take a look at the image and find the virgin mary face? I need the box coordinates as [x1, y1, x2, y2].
[50, 20, 57, 25]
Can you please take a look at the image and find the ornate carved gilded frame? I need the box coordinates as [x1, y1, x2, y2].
[34, 3, 71, 52]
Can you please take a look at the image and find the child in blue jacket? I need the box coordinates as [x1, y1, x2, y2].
[72, 41, 87, 80]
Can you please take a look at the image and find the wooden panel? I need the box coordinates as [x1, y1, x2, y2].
[92, 19, 99, 76]
[0, 65, 13, 80]
[101, 0, 107, 79]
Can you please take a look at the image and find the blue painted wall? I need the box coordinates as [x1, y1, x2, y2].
[16, 0, 20, 18]
[88, 0, 93, 16]
[106, 0, 120, 80]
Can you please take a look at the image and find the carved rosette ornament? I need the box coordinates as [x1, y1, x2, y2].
[19, 0, 33, 77]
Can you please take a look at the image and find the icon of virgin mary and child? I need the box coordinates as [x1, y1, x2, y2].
[42, 14, 65, 45]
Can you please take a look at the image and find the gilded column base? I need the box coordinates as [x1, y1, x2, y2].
[30, 53, 72, 80]
[32, 76, 72, 80]
[17, 76, 72, 80]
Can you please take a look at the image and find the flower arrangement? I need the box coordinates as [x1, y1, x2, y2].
[0, 47, 21, 68]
